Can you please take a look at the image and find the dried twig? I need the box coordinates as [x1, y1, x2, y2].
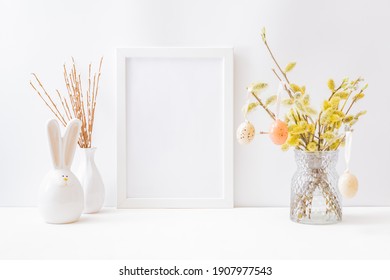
[30, 57, 103, 148]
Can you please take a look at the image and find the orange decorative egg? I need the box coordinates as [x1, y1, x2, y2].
[269, 119, 288, 145]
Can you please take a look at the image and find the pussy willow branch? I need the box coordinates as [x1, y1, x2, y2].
[271, 69, 294, 99]
[30, 57, 103, 148]
[31, 73, 67, 126]
[327, 82, 344, 102]
[315, 80, 348, 150]
[30, 80, 67, 127]
[263, 38, 290, 84]
[260, 32, 365, 151]
[344, 89, 363, 116]
[251, 92, 276, 120]
[340, 78, 360, 112]
[334, 135, 346, 150]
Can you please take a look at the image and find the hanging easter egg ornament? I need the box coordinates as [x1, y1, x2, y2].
[338, 129, 359, 198]
[237, 120, 255, 144]
[339, 171, 358, 198]
[269, 83, 288, 145]
[269, 119, 288, 145]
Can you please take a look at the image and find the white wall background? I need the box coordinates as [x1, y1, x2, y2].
[0, 0, 387, 207]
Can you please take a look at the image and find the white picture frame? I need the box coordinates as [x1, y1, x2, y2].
[117, 48, 233, 208]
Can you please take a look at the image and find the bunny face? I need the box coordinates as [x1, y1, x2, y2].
[44, 169, 80, 188]
[39, 167, 84, 224]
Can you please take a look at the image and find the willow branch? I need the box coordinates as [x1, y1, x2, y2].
[251, 92, 276, 120]
[272, 69, 293, 98]
[31, 73, 67, 125]
[30, 81, 67, 126]
[263, 39, 290, 84]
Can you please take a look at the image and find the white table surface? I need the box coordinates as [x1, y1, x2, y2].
[0, 207, 389, 259]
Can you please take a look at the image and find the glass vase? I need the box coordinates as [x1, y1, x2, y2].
[290, 150, 342, 224]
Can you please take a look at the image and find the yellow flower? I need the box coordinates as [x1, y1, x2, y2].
[330, 96, 341, 108]
[287, 135, 300, 146]
[282, 98, 294, 106]
[242, 102, 259, 114]
[302, 95, 310, 106]
[265, 95, 277, 106]
[329, 140, 341, 150]
[342, 115, 354, 123]
[353, 93, 365, 101]
[334, 110, 345, 118]
[308, 124, 315, 134]
[284, 62, 296, 73]
[322, 100, 331, 110]
[328, 79, 335, 91]
[306, 142, 317, 152]
[355, 110, 367, 118]
[247, 82, 268, 94]
[286, 109, 296, 123]
[290, 83, 302, 93]
[291, 123, 308, 135]
[261, 27, 266, 42]
[281, 143, 290, 151]
[294, 92, 303, 100]
[298, 121, 308, 127]
[350, 119, 357, 126]
[330, 114, 341, 123]
[335, 91, 349, 99]
[294, 100, 305, 113]
[320, 108, 334, 124]
[321, 131, 335, 141]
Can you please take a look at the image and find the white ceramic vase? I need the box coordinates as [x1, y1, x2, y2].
[78, 147, 105, 213]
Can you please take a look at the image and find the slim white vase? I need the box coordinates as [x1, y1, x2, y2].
[78, 147, 105, 213]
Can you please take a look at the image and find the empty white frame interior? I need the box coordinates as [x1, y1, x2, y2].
[117, 48, 233, 208]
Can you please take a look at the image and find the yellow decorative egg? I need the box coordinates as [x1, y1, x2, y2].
[236, 120, 255, 144]
[338, 171, 358, 198]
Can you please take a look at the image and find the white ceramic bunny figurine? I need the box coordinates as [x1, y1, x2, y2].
[39, 118, 84, 224]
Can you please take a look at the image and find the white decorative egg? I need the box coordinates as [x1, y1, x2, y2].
[338, 171, 358, 198]
[236, 120, 255, 144]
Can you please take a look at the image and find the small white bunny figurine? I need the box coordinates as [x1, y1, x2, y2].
[39, 118, 84, 224]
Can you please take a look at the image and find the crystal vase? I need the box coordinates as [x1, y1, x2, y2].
[290, 150, 342, 224]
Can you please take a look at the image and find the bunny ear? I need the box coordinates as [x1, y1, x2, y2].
[47, 119, 62, 169]
[62, 118, 81, 169]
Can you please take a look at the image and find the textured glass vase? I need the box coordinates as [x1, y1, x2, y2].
[290, 150, 342, 225]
